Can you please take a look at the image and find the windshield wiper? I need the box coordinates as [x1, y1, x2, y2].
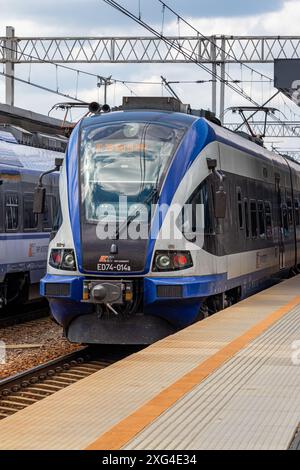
[115, 186, 159, 240]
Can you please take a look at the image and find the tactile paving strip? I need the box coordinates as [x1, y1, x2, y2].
[125, 305, 300, 450]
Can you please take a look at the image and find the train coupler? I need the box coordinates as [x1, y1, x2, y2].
[82, 280, 133, 305]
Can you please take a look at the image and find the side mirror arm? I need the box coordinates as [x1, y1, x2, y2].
[38, 157, 63, 187]
[206, 158, 225, 188]
[206, 158, 227, 219]
[33, 158, 63, 214]
[212, 167, 224, 189]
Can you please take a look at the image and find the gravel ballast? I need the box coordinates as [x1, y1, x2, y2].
[0, 317, 82, 379]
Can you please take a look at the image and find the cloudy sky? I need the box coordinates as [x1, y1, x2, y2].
[1, 0, 300, 150]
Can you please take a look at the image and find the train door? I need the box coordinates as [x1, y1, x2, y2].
[275, 174, 285, 269]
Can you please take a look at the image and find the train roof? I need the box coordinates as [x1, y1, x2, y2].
[80, 97, 299, 171]
[0, 139, 63, 173]
[207, 118, 300, 169]
[82, 109, 280, 153]
[81, 109, 197, 129]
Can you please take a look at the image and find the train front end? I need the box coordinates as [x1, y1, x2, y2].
[41, 108, 217, 344]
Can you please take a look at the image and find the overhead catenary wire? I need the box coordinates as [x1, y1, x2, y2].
[0, 43, 276, 90]
[2, 38, 276, 107]
[1, 40, 238, 104]
[121, 81, 139, 96]
[0, 43, 112, 83]
[158, 0, 273, 82]
[156, 0, 300, 127]
[0, 43, 138, 97]
[2, 42, 207, 98]
[153, 1, 273, 105]
[0, 69, 86, 102]
[2, 8, 300, 127]
[101, 0, 300, 137]
[0, 33, 263, 104]
[101, 0, 271, 108]
[1, 7, 300, 136]
[0, 43, 254, 86]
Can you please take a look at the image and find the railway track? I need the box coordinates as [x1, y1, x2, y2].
[290, 424, 300, 450]
[0, 345, 140, 420]
[0, 301, 49, 329]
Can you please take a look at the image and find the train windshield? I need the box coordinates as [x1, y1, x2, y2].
[80, 121, 185, 223]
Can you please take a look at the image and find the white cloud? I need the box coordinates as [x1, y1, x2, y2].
[163, 0, 299, 36]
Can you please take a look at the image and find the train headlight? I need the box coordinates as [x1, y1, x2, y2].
[153, 251, 193, 272]
[62, 250, 76, 271]
[156, 254, 171, 270]
[49, 249, 77, 271]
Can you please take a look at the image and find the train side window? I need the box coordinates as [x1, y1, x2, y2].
[295, 199, 300, 226]
[257, 200, 265, 238]
[287, 198, 293, 227]
[23, 194, 38, 231]
[244, 198, 249, 239]
[281, 203, 289, 237]
[264, 201, 273, 239]
[5, 193, 19, 231]
[180, 180, 215, 237]
[236, 187, 243, 230]
[250, 199, 258, 239]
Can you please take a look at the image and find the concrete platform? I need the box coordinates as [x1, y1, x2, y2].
[0, 276, 300, 450]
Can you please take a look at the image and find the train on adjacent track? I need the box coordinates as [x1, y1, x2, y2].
[39, 97, 300, 344]
[0, 129, 61, 309]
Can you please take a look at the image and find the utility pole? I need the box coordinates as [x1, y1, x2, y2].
[5, 26, 15, 106]
[97, 75, 113, 104]
[219, 36, 226, 124]
[210, 36, 217, 115]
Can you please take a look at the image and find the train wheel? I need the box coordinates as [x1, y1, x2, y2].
[5, 273, 29, 308]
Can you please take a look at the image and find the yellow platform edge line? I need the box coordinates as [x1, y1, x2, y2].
[86, 295, 300, 450]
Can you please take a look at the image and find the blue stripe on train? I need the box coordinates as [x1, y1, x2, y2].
[0, 233, 50, 241]
[41, 266, 284, 328]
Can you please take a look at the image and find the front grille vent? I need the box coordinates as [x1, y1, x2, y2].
[156, 285, 183, 298]
[45, 283, 70, 297]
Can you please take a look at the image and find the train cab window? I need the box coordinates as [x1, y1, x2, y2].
[179, 179, 214, 238]
[257, 200, 265, 238]
[236, 187, 243, 230]
[23, 195, 38, 231]
[244, 198, 249, 238]
[295, 200, 300, 226]
[264, 201, 273, 239]
[250, 200, 258, 238]
[5, 193, 19, 231]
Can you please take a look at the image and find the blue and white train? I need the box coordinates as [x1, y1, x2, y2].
[0, 132, 60, 309]
[39, 97, 300, 344]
